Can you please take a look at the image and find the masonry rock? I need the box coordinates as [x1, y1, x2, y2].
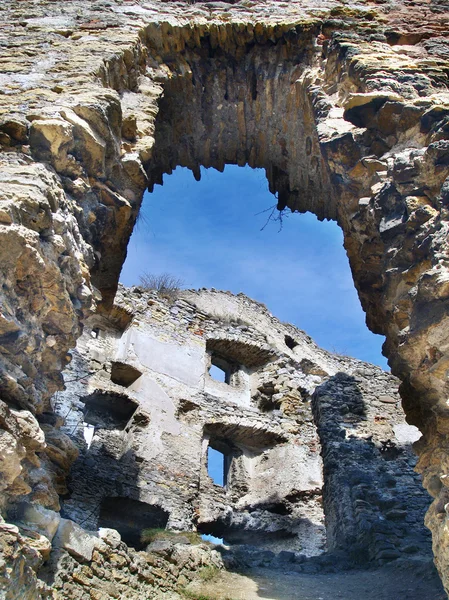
[39, 286, 435, 594]
[0, 0, 449, 596]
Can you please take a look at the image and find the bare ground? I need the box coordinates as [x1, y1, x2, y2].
[183, 559, 446, 600]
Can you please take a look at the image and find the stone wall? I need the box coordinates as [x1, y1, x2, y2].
[55, 287, 329, 556]
[0, 285, 438, 596]
[0, 0, 449, 594]
[313, 370, 430, 564]
[40, 527, 224, 600]
[2, 500, 224, 599]
[52, 287, 431, 570]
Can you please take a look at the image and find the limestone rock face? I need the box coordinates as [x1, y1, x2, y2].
[0, 0, 448, 596]
[14, 503, 61, 543]
[0, 521, 45, 600]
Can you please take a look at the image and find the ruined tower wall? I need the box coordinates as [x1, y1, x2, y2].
[313, 371, 429, 564]
[54, 288, 431, 568]
[56, 287, 328, 555]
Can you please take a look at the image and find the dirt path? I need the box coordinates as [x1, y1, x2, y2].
[184, 560, 446, 600]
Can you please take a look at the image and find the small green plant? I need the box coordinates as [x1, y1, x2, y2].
[180, 591, 214, 600]
[140, 527, 166, 545]
[179, 589, 234, 600]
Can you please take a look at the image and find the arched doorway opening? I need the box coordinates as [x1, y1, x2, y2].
[122, 164, 388, 369]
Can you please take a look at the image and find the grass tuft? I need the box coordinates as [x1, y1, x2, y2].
[141, 528, 203, 546]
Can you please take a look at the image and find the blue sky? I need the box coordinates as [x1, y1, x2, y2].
[208, 447, 225, 487]
[120, 165, 388, 370]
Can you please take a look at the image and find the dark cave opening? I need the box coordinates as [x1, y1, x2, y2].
[82, 390, 138, 430]
[98, 497, 169, 550]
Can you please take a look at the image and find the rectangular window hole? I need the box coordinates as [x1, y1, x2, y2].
[207, 446, 225, 486]
[209, 364, 228, 383]
[208, 354, 233, 384]
[111, 361, 142, 388]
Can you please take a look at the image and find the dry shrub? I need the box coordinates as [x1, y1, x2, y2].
[138, 272, 184, 300]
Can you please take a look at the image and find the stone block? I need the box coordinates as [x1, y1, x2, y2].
[16, 502, 61, 541]
[146, 539, 174, 555]
[20, 529, 52, 561]
[53, 518, 98, 561]
[98, 527, 122, 549]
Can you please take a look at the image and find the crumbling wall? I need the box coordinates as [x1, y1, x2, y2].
[55, 287, 328, 556]
[51, 287, 432, 571]
[0, 284, 438, 595]
[40, 527, 224, 600]
[313, 370, 431, 564]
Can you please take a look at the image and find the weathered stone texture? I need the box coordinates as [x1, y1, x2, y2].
[54, 287, 432, 570]
[313, 371, 430, 564]
[0, 0, 449, 595]
[39, 525, 224, 600]
[55, 288, 328, 554]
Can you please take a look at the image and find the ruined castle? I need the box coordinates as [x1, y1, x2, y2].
[1, 0, 449, 598]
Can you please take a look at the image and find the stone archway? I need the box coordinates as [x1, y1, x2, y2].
[1, 0, 449, 594]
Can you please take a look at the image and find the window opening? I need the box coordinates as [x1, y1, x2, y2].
[201, 533, 224, 545]
[206, 435, 237, 488]
[208, 354, 232, 384]
[209, 363, 228, 384]
[197, 521, 227, 544]
[285, 335, 298, 350]
[207, 446, 226, 486]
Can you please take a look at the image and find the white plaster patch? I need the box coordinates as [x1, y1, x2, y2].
[117, 328, 204, 387]
[393, 423, 422, 444]
[131, 375, 181, 458]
